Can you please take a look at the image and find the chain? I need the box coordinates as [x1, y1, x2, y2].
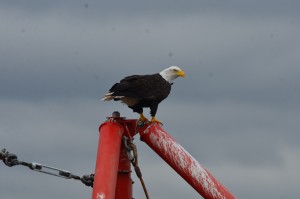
[0, 148, 94, 187]
[1, 141, 150, 198]
[124, 138, 150, 199]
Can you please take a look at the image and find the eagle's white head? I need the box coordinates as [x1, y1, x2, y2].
[159, 66, 185, 83]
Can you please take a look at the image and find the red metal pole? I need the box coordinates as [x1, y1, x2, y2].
[115, 139, 132, 199]
[139, 123, 236, 199]
[92, 121, 124, 199]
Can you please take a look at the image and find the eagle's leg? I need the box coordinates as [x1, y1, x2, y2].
[131, 105, 149, 122]
[139, 113, 149, 122]
[150, 103, 162, 124]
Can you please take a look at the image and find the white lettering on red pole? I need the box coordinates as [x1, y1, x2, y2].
[97, 192, 105, 199]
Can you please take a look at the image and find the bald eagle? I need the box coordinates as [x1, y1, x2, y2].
[102, 66, 185, 123]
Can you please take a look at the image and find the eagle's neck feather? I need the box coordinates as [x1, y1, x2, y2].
[159, 72, 175, 84]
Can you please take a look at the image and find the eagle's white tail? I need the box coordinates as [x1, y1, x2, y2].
[101, 92, 124, 101]
[101, 92, 115, 101]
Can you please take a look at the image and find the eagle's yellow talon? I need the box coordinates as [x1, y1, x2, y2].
[139, 113, 149, 122]
[151, 117, 162, 124]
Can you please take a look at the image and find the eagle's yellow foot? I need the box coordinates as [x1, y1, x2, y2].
[139, 113, 149, 122]
[151, 117, 163, 124]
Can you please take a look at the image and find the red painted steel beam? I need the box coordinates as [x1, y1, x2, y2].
[138, 123, 236, 199]
[115, 139, 132, 199]
[92, 121, 124, 199]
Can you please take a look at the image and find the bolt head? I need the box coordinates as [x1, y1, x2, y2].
[112, 111, 120, 118]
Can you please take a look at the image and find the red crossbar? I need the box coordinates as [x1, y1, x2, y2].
[138, 123, 236, 199]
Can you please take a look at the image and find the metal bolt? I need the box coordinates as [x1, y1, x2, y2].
[112, 111, 120, 118]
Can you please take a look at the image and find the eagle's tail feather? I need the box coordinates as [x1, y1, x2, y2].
[101, 92, 124, 101]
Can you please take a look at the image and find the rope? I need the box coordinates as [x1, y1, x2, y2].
[131, 143, 150, 199]
[125, 141, 150, 199]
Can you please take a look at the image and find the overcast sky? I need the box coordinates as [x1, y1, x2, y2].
[1, 1, 300, 198]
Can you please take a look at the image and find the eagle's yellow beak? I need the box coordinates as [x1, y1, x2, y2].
[177, 70, 185, 78]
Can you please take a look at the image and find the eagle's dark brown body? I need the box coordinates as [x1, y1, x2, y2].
[109, 73, 172, 117]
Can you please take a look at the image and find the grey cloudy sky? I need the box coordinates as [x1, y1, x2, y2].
[1, 1, 300, 198]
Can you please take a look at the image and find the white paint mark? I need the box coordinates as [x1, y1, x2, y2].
[97, 192, 105, 199]
[149, 127, 226, 199]
[144, 126, 150, 134]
